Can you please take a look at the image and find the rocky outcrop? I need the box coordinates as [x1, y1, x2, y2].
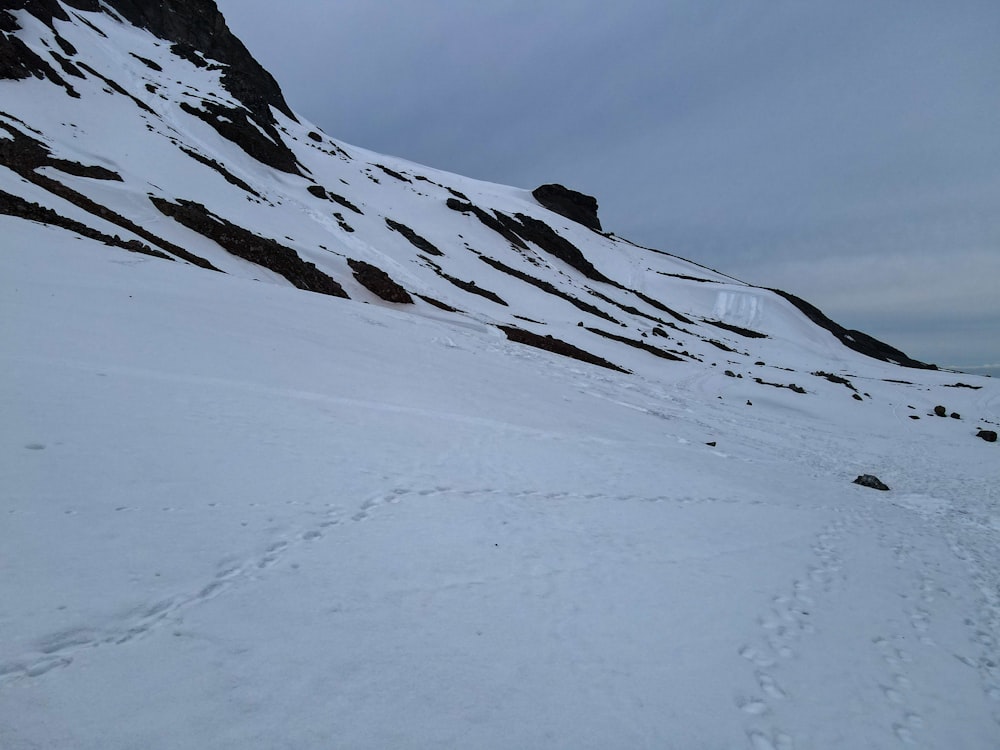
[0, 15, 80, 97]
[498, 326, 628, 373]
[0, 189, 172, 259]
[510, 212, 613, 284]
[101, 0, 295, 123]
[179, 100, 301, 175]
[771, 289, 936, 370]
[6, 0, 302, 173]
[151, 197, 348, 297]
[385, 218, 442, 257]
[347, 259, 412, 304]
[532, 184, 602, 232]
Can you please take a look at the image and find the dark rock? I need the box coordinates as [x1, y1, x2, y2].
[909, 415, 920, 420]
[812, 371, 858, 392]
[853, 394, 864, 401]
[415, 294, 458, 312]
[374, 163, 411, 183]
[49, 51, 85, 79]
[950, 413, 961, 420]
[0, 189, 172, 260]
[531, 184, 602, 231]
[347, 259, 412, 304]
[771, 289, 935, 370]
[179, 146, 259, 196]
[179, 100, 300, 175]
[746, 400, 753, 406]
[0, 121, 217, 268]
[705, 442, 717, 447]
[632, 291, 693, 324]
[327, 191, 362, 215]
[704, 319, 767, 339]
[511, 212, 612, 284]
[478, 255, 618, 324]
[437, 273, 506, 306]
[977, 430, 998, 443]
[724, 370, 736, 378]
[102, 0, 296, 122]
[129, 52, 161, 71]
[385, 218, 442, 256]
[0, 25, 79, 97]
[584, 327, 683, 361]
[754, 377, 806, 394]
[446, 198, 527, 250]
[497, 326, 628, 373]
[933, 405, 947, 417]
[853, 474, 890, 491]
[151, 197, 346, 296]
[50, 35, 80, 62]
[307, 131, 322, 142]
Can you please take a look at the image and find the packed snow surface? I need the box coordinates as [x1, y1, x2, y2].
[2, 224, 999, 749]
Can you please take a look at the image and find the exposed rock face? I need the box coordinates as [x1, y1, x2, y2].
[0, 9, 80, 96]
[497, 326, 628, 373]
[101, 0, 294, 122]
[532, 184, 602, 232]
[385, 218, 442, 257]
[151, 197, 348, 297]
[771, 289, 936, 370]
[4, 0, 302, 173]
[854, 474, 890, 491]
[347, 259, 413, 304]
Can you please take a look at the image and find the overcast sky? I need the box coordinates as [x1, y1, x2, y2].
[215, 0, 999, 374]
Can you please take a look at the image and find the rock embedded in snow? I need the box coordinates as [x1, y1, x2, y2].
[853, 474, 890, 491]
[976, 429, 997, 443]
[934, 405, 947, 417]
[853, 474, 889, 492]
[347, 259, 413, 304]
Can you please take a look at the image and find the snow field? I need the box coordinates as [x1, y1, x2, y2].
[2, 229, 998, 748]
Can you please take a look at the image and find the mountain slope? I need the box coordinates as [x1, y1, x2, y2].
[2, 3, 998, 749]
[1, 0, 935, 376]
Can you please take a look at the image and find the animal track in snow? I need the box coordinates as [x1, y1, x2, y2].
[747, 728, 795, 750]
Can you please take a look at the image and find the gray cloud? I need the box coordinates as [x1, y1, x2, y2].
[217, 0, 1000, 371]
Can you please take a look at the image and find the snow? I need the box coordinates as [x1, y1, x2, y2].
[1, 4, 999, 748]
[2, 223, 999, 749]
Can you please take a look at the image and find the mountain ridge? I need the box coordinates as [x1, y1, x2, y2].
[0, 0, 940, 376]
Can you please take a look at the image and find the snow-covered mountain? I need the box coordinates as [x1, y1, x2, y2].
[2, 3, 998, 749]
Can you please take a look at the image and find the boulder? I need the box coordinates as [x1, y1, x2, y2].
[976, 430, 998, 443]
[531, 184, 602, 231]
[853, 474, 890, 491]
[933, 405, 947, 417]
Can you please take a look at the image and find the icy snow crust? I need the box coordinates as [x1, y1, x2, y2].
[1, 5, 999, 749]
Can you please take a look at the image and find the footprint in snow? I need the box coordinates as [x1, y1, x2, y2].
[756, 671, 787, 699]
